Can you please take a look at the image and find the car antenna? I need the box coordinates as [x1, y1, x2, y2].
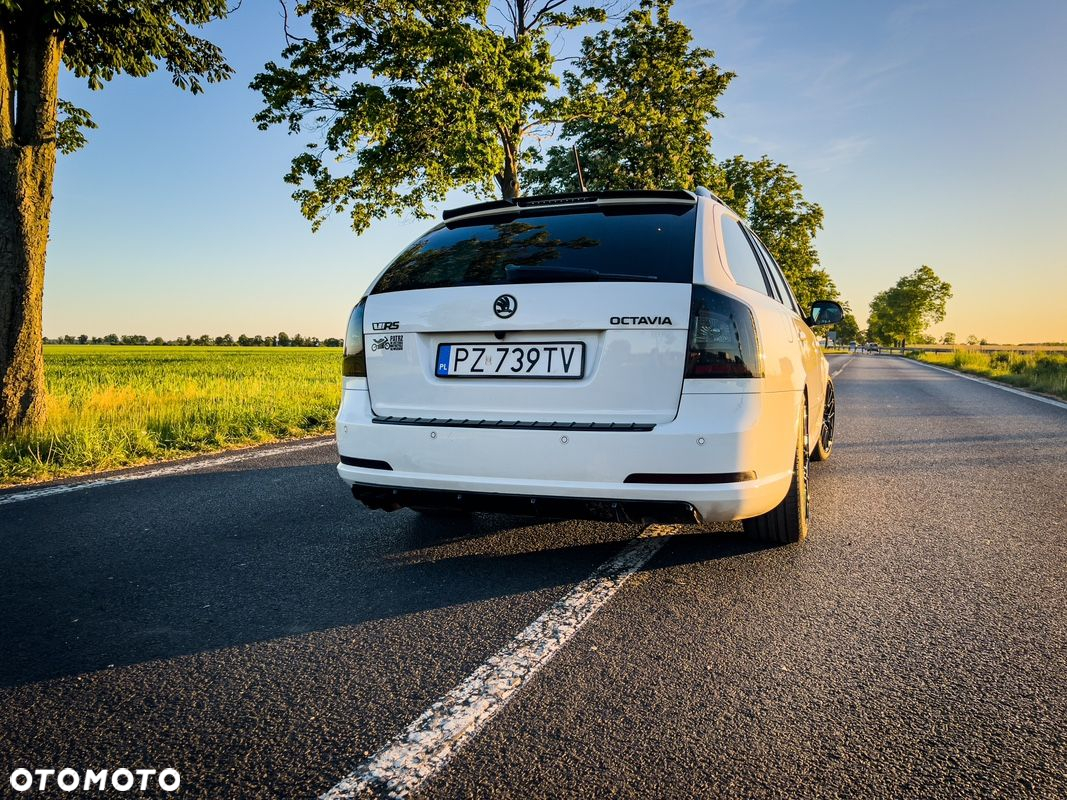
[572, 145, 588, 192]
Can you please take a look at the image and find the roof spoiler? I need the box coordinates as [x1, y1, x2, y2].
[442, 189, 697, 221]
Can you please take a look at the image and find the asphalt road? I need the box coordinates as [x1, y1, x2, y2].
[1, 355, 1065, 799]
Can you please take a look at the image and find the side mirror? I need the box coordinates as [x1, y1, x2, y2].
[807, 300, 843, 327]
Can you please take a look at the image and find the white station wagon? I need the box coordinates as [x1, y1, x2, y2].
[336, 189, 842, 543]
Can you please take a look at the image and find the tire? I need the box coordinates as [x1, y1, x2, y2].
[742, 412, 809, 545]
[811, 380, 835, 462]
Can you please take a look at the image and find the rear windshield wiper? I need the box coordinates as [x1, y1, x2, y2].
[504, 264, 659, 282]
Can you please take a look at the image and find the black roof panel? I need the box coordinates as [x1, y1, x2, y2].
[442, 189, 696, 221]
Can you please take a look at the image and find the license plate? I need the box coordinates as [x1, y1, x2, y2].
[435, 342, 585, 379]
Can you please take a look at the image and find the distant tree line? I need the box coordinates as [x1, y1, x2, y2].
[42, 333, 344, 348]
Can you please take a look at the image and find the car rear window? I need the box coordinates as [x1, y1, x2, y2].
[371, 204, 697, 294]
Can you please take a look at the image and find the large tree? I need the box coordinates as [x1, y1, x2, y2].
[866, 265, 952, 344]
[524, 0, 733, 194]
[521, 5, 835, 312]
[252, 0, 606, 233]
[0, 1, 231, 432]
[719, 155, 836, 311]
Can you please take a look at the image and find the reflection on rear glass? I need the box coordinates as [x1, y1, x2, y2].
[372, 205, 696, 293]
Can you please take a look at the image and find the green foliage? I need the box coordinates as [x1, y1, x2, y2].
[720, 155, 835, 311]
[55, 99, 96, 154]
[525, 0, 733, 194]
[252, 0, 841, 330]
[0, 346, 341, 484]
[21, 0, 233, 92]
[834, 311, 860, 344]
[867, 265, 952, 344]
[515, 3, 837, 313]
[252, 0, 605, 232]
[2, 2, 231, 150]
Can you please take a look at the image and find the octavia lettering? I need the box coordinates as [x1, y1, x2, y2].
[610, 316, 673, 326]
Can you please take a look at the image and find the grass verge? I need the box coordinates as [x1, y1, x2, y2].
[908, 349, 1067, 402]
[0, 346, 342, 486]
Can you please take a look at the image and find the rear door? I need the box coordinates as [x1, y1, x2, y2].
[362, 201, 697, 426]
[746, 229, 829, 434]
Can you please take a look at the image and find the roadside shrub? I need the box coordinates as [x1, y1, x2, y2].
[951, 350, 985, 370]
[1008, 355, 1030, 374]
[1034, 354, 1066, 374]
[917, 349, 1066, 402]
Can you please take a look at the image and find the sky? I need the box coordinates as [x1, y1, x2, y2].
[45, 0, 1067, 343]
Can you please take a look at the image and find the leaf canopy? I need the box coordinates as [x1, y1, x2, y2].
[867, 265, 953, 343]
[720, 154, 836, 311]
[1, 1, 231, 151]
[833, 310, 861, 343]
[525, 0, 733, 194]
[2, 0, 231, 90]
[252, 0, 601, 232]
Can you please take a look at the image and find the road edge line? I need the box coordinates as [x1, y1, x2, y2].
[0, 437, 335, 506]
[898, 356, 1067, 411]
[830, 356, 854, 379]
[320, 525, 677, 800]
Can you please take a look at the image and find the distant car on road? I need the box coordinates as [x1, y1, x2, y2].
[866, 343, 880, 353]
[336, 189, 843, 544]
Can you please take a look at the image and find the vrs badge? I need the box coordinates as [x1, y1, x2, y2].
[371, 334, 404, 352]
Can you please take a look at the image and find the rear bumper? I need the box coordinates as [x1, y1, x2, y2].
[350, 482, 702, 524]
[335, 387, 799, 522]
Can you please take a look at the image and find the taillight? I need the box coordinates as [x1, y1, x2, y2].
[342, 299, 367, 377]
[685, 286, 761, 378]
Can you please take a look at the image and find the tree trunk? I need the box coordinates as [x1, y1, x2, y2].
[0, 27, 61, 434]
[496, 152, 520, 201]
[495, 123, 522, 201]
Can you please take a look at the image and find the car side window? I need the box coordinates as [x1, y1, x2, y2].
[742, 227, 785, 305]
[751, 234, 802, 315]
[720, 218, 772, 297]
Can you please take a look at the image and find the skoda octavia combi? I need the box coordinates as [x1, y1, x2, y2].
[336, 189, 842, 543]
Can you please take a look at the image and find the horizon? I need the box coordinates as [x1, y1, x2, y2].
[38, 331, 1067, 348]
[43, 0, 1066, 343]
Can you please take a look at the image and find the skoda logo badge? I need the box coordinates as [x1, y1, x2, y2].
[494, 294, 518, 319]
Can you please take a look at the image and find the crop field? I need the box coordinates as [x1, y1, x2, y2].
[911, 349, 1067, 401]
[0, 346, 341, 485]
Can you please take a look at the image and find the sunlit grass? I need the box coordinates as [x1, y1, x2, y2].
[911, 349, 1067, 401]
[0, 346, 341, 485]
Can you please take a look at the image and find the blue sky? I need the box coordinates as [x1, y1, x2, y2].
[45, 0, 1066, 342]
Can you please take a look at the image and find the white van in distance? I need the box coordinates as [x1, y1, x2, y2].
[336, 189, 842, 544]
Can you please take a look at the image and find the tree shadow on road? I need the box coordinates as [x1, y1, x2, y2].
[0, 462, 773, 688]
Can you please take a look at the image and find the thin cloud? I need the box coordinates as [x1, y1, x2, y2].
[796, 135, 873, 174]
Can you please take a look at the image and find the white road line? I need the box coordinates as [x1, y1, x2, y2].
[902, 357, 1067, 411]
[321, 524, 677, 800]
[830, 357, 854, 379]
[0, 438, 333, 506]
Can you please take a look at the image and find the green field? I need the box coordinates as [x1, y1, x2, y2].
[0, 346, 342, 485]
[911, 350, 1067, 401]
